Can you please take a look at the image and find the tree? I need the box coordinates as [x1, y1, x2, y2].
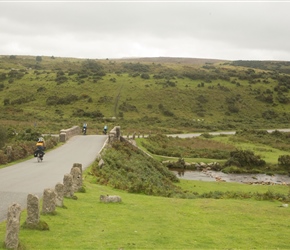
[36, 56, 42, 62]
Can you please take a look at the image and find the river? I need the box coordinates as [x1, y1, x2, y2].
[172, 169, 290, 184]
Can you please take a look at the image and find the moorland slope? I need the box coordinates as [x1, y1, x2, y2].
[1, 55, 290, 134]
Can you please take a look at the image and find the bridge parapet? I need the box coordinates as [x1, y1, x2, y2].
[108, 126, 121, 144]
[59, 126, 80, 142]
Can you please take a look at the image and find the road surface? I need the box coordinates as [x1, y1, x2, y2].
[167, 129, 290, 138]
[1, 128, 290, 222]
[0, 135, 107, 222]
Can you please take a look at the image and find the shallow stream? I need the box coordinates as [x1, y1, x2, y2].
[172, 169, 290, 184]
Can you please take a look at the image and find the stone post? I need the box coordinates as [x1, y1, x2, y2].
[70, 166, 82, 192]
[115, 126, 121, 140]
[5, 203, 21, 249]
[26, 194, 39, 225]
[55, 183, 64, 207]
[72, 163, 82, 174]
[42, 188, 56, 214]
[98, 158, 105, 169]
[63, 173, 74, 198]
[59, 132, 66, 142]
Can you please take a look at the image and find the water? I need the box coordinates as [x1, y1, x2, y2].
[172, 169, 290, 184]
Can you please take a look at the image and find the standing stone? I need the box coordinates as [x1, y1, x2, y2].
[59, 132, 66, 142]
[55, 183, 64, 207]
[70, 166, 82, 192]
[72, 163, 82, 174]
[42, 188, 56, 214]
[5, 203, 21, 249]
[26, 194, 39, 225]
[63, 173, 74, 198]
[98, 158, 105, 169]
[115, 126, 121, 140]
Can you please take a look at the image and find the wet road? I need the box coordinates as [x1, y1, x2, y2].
[0, 135, 107, 222]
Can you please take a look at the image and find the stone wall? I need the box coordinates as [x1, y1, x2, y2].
[59, 126, 81, 142]
[108, 126, 121, 144]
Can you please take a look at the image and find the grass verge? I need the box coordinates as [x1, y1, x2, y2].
[0, 171, 290, 249]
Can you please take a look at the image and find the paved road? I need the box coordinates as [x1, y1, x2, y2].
[1, 128, 290, 222]
[0, 135, 107, 222]
[167, 129, 290, 138]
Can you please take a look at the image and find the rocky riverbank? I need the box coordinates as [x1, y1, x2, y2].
[172, 169, 290, 185]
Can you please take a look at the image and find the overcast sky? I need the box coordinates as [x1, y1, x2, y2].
[1, 1, 290, 61]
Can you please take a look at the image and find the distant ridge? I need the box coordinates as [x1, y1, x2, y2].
[110, 56, 228, 65]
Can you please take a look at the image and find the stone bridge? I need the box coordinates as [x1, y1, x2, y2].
[59, 125, 122, 143]
[59, 126, 81, 142]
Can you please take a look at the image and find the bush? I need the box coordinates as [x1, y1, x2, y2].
[0, 126, 7, 149]
[91, 140, 182, 197]
[141, 73, 150, 79]
[119, 102, 138, 112]
[0, 150, 8, 164]
[72, 109, 104, 118]
[0, 73, 7, 81]
[0, 136, 58, 164]
[224, 150, 266, 169]
[46, 94, 78, 105]
[3, 98, 10, 105]
[278, 155, 290, 167]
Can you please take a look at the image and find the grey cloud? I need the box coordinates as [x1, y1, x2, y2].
[0, 2, 290, 60]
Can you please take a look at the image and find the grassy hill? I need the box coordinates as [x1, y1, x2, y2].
[1, 55, 290, 134]
[1, 177, 289, 249]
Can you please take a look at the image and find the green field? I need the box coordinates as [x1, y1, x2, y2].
[1, 170, 290, 250]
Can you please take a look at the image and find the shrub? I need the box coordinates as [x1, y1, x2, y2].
[91, 140, 182, 197]
[72, 109, 104, 118]
[262, 110, 278, 120]
[162, 109, 174, 117]
[37, 86, 46, 92]
[123, 63, 150, 73]
[0, 73, 7, 82]
[10, 96, 35, 105]
[228, 104, 239, 113]
[0, 150, 8, 164]
[141, 73, 150, 79]
[119, 102, 138, 112]
[224, 150, 266, 168]
[46, 95, 78, 105]
[278, 155, 290, 167]
[3, 98, 10, 105]
[0, 126, 7, 149]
